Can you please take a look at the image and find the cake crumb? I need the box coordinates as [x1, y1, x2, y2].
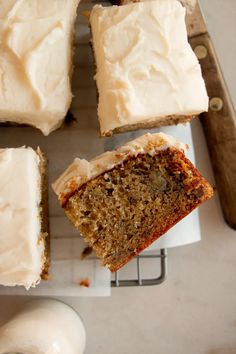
[83, 10, 90, 18]
[79, 278, 90, 288]
[115, 153, 124, 158]
[42, 274, 53, 281]
[80, 246, 93, 260]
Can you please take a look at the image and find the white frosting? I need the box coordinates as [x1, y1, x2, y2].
[0, 299, 86, 354]
[0, 147, 44, 289]
[0, 0, 79, 136]
[90, 0, 209, 135]
[52, 132, 187, 205]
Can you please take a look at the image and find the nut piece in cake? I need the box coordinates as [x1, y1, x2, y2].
[0, 0, 79, 135]
[53, 133, 213, 272]
[0, 147, 49, 289]
[90, 0, 208, 136]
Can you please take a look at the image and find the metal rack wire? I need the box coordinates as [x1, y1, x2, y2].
[111, 249, 167, 287]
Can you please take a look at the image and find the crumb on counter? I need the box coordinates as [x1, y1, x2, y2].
[80, 246, 93, 260]
[42, 274, 53, 281]
[83, 10, 90, 18]
[79, 278, 90, 288]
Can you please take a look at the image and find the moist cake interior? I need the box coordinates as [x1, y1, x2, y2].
[65, 148, 213, 271]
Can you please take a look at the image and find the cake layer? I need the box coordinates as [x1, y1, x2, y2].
[0, 0, 79, 135]
[0, 147, 48, 288]
[53, 133, 213, 271]
[52, 132, 188, 206]
[90, 0, 209, 136]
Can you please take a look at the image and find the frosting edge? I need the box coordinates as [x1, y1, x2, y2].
[52, 132, 188, 205]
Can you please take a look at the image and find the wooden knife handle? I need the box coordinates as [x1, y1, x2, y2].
[189, 34, 236, 229]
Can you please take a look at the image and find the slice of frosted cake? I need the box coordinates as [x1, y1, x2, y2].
[0, 0, 79, 135]
[53, 133, 213, 272]
[0, 147, 49, 289]
[90, 0, 208, 136]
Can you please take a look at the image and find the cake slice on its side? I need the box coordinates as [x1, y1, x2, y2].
[0, 0, 79, 136]
[53, 133, 213, 272]
[0, 147, 49, 289]
[90, 0, 208, 136]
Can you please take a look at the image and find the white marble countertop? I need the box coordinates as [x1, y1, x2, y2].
[0, 1, 236, 353]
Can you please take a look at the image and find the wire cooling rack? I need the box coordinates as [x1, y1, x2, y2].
[111, 249, 167, 287]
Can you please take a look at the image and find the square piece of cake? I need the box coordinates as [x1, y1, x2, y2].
[0, 0, 79, 135]
[90, 0, 208, 136]
[0, 147, 49, 289]
[53, 133, 213, 272]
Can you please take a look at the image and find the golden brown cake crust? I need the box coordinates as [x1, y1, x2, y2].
[37, 148, 50, 279]
[64, 148, 213, 272]
[101, 115, 194, 137]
